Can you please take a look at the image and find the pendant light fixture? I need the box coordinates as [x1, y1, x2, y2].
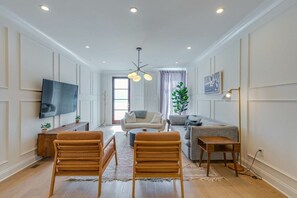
[128, 47, 152, 82]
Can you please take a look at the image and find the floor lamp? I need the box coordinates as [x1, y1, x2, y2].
[223, 87, 244, 172]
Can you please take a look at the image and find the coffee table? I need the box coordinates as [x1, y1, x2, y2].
[129, 128, 158, 147]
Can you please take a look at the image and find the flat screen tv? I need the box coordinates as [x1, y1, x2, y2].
[39, 79, 78, 118]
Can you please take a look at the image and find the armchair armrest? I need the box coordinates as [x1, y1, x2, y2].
[120, 118, 126, 131]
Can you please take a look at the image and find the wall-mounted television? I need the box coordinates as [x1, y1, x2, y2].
[39, 79, 78, 118]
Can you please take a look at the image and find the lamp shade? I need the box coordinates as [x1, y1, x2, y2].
[144, 73, 152, 81]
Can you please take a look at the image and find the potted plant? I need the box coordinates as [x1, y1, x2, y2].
[75, 115, 81, 123]
[171, 82, 189, 115]
[41, 122, 51, 133]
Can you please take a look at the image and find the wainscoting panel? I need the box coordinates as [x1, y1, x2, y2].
[20, 101, 53, 156]
[213, 100, 238, 126]
[197, 58, 211, 95]
[0, 101, 8, 165]
[80, 100, 91, 124]
[197, 100, 211, 118]
[249, 5, 297, 89]
[214, 40, 240, 91]
[59, 54, 77, 85]
[0, 26, 8, 89]
[79, 66, 91, 95]
[20, 35, 54, 91]
[248, 100, 297, 180]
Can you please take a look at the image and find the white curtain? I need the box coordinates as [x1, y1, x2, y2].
[160, 71, 186, 119]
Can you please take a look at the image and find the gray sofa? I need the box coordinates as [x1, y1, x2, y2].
[170, 116, 239, 161]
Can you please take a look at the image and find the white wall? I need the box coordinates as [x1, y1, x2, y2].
[187, 1, 297, 196]
[100, 70, 160, 125]
[0, 13, 100, 181]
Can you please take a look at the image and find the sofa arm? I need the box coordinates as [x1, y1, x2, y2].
[120, 119, 127, 131]
[160, 119, 166, 131]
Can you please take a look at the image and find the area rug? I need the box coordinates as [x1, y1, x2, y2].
[67, 132, 223, 183]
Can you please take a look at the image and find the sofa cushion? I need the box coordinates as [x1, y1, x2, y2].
[125, 112, 136, 123]
[169, 115, 187, 125]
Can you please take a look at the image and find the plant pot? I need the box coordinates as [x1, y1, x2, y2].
[76, 120, 80, 123]
[169, 115, 187, 125]
[41, 128, 47, 133]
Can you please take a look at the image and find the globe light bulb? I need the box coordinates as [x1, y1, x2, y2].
[133, 75, 141, 82]
[144, 73, 152, 81]
[225, 92, 231, 98]
[128, 72, 137, 79]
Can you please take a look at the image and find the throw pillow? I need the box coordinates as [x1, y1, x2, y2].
[125, 112, 136, 123]
[132, 110, 147, 118]
[188, 115, 201, 121]
[150, 113, 162, 123]
[184, 121, 202, 139]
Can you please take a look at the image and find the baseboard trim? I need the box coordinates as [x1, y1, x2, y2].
[242, 158, 296, 197]
[0, 155, 41, 182]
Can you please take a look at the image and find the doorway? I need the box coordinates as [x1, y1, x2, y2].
[112, 77, 130, 124]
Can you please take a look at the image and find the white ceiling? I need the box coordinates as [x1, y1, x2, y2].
[0, 0, 265, 71]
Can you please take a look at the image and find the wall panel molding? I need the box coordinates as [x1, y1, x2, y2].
[20, 34, 54, 91]
[0, 101, 8, 166]
[0, 26, 8, 89]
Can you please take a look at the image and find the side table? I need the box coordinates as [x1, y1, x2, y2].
[198, 136, 240, 176]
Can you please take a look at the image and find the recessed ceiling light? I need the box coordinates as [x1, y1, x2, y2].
[40, 5, 49, 11]
[130, 7, 138, 13]
[85, 45, 90, 49]
[216, 8, 224, 14]
[102, 61, 106, 64]
[187, 46, 192, 50]
[175, 61, 179, 64]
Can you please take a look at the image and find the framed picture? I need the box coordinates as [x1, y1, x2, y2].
[204, 71, 222, 94]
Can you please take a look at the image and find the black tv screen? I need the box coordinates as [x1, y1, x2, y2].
[39, 79, 78, 118]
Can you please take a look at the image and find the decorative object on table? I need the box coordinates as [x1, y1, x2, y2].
[204, 71, 222, 94]
[171, 81, 189, 115]
[127, 47, 153, 82]
[222, 87, 244, 172]
[41, 122, 51, 132]
[75, 115, 81, 123]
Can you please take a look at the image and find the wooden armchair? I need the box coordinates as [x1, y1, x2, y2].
[49, 131, 117, 197]
[132, 132, 184, 198]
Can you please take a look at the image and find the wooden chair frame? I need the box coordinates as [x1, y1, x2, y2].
[132, 140, 184, 198]
[49, 135, 117, 197]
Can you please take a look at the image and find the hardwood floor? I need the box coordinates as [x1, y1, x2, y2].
[0, 127, 286, 198]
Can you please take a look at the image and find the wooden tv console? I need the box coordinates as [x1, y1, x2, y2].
[37, 122, 89, 157]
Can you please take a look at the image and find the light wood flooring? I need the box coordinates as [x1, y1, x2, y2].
[0, 127, 286, 198]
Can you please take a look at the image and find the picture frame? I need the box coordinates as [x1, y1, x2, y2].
[204, 71, 222, 94]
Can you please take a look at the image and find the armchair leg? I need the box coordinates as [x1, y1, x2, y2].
[113, 137, 118, 166]
[125, 131, 129, 136]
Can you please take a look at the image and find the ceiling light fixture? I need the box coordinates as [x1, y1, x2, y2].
[85, 45, 90, 49]
[40, 5, 50, 11]
[128, 47, 152, 82]
[130, 7, 138, 13]
[187, 46, 192, 50]
[216, 8, 224, 14]
[175, 61, 179, 64]
[102, 61, 106, 64]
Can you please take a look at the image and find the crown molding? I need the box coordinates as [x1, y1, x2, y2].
[0, 6, 89, 66]
[190, 0, 295, 66]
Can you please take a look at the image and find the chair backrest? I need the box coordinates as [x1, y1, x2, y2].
[53, 131, 103, 174]
[134, 132, 181, 175]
